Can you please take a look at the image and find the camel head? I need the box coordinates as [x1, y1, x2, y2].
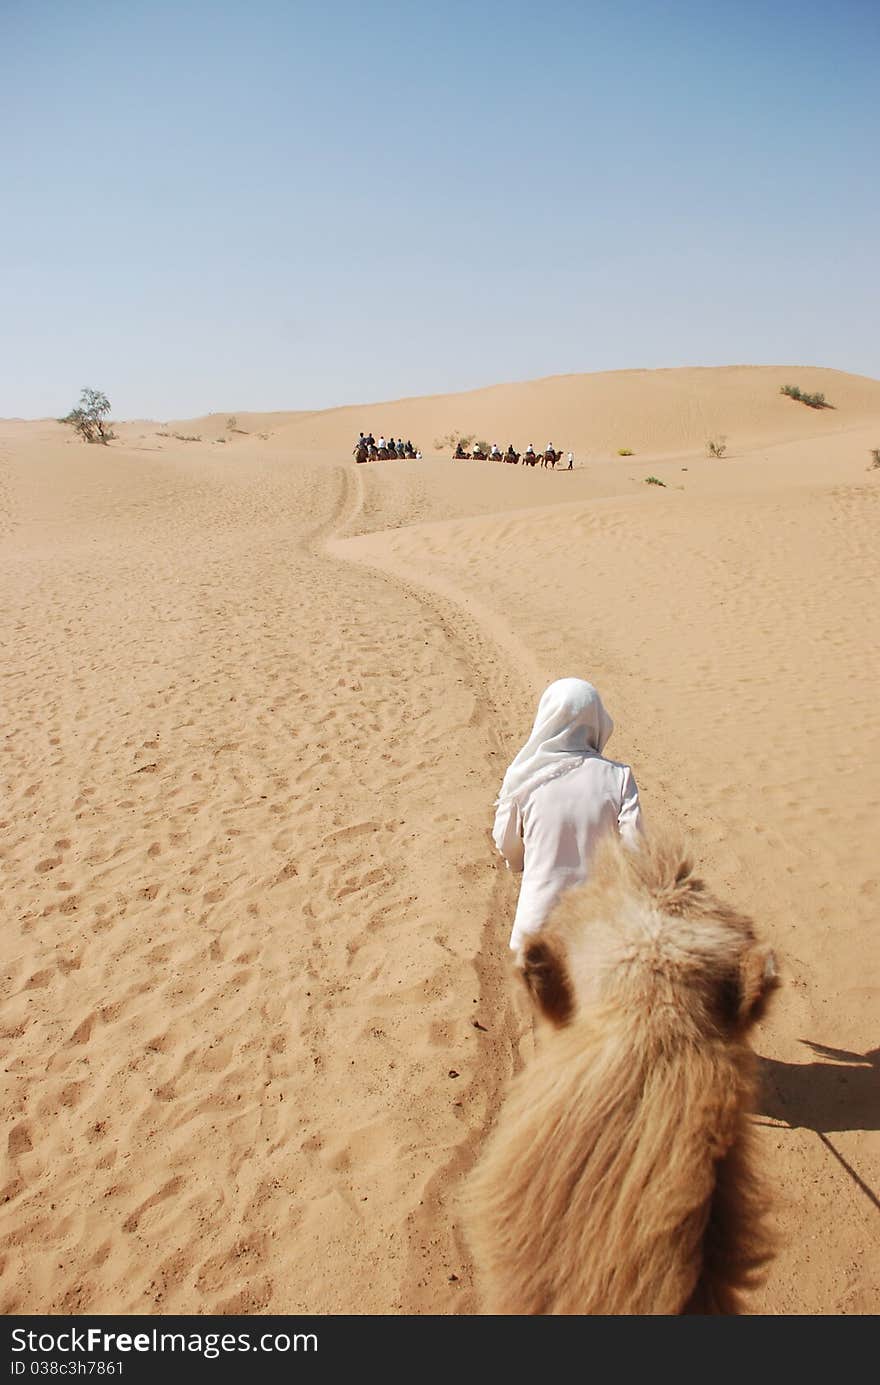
[519, 836, 778, 1042]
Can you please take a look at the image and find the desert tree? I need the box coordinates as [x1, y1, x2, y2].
[60, 387, 115, 443]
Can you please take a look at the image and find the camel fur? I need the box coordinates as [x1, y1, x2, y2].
[464, 835, 778, 1314]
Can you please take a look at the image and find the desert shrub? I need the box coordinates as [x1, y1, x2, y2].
[706, 436, 727, 458]
[870, 448, 880, 469]
[60, 387, 115, 444]
[227, 416, 237, 431]
[172, 433, 201, 443]
[434, 431, 475, 451]
[781, 384, 829, 409]
[644, 475, 665, 486]
[617, 447, 634, 456]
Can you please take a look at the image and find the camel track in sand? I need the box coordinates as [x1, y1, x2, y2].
[319, 462, 546, 1312]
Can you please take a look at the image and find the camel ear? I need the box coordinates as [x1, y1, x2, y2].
[737, 945, 779, 1028]
[715, 945, 778, 1032]
[520, 936, 574, 1027]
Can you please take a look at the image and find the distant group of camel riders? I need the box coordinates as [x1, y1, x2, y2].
[353, 431, 575, 468]
[453, 440, 573, 468]
[353, 432, 421, 462]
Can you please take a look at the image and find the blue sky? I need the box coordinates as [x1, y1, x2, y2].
[2, 0, 878, 418]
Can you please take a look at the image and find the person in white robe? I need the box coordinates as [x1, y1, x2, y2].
[492, 677, 642, 956]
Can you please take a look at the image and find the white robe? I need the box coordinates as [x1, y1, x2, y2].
[493, 753, 642, 953]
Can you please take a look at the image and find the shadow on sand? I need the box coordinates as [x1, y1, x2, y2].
[757, 1041, 880, 1134]
[755, 1040, 880, 1212]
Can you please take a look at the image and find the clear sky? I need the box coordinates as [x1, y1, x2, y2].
[3, 0, 878, 418]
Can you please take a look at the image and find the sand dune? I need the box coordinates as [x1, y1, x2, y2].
[151, 364, 880, 459]
[2, 365, 878, 1314]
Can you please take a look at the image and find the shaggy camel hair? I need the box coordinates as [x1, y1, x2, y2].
[464, 835, 778, 1315]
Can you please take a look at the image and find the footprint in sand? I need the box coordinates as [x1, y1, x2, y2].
[121, 1176, 186, 1234]
[69, 1014, 95, 1046]
[24, 969, 53, 990]
[8, 1123, 33, 1157]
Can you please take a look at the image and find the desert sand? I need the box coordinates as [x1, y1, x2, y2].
[1, 365, 877, 1315]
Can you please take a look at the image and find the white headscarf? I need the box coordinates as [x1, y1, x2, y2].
[495, 678, 614, 811]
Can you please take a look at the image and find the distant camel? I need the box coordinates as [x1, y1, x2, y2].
[464, 835, 778, 1314]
